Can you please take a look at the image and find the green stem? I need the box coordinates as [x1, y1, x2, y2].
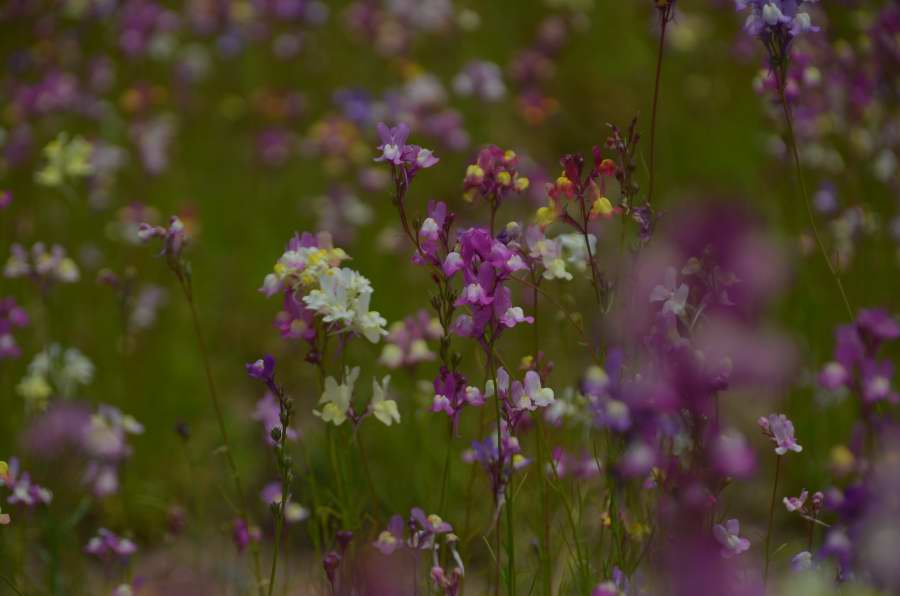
[647, 5, 671, 205]
[438, 422, 453, 513]
[764, 454, 782, 585]
[181, 282, 264, 596]
[775, 71, 853, 320]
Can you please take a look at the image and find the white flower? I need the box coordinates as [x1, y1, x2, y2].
[650, 267, 690, 316]
[370, 376, 400, 426]
[557, 233, 597, 274]
[516, 371, 554, 410]
[314, 367, 360, 426]
[303, 268, 388, 343]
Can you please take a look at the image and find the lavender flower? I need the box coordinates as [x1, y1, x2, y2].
[759, 413, 803, 455]
[713, 518, 750, 558]
[85, 528, 137, 562]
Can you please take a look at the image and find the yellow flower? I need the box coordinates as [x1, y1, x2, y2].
[514, 176, 530, 192]
[35, 133, 93, 188]
[370, 376, 400, 426]
[590, 196, 614, 218]
[496, 171, 512, 186]
[535, 206, 557, 227]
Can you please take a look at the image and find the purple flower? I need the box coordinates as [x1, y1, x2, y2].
[232, 518, 260, 554]
[784, 489, 809, 512]
[713, 518, 750, 558]
[759, 413, 803, 455]
[411, 507, 453, 536]
[375, 122, 410, 165]
[253, 392, 298, 445]
[0, 458, 53, 507]
[0, 297, 29, 360]
[735, 0, 820, 39]
[246, 354, 276, 383]
[85, 528, 137, 562]
[374, 514, 405, 555]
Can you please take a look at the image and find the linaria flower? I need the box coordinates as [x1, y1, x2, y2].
[713, 518, 750, 558]
[374, 515, 405, 555]
[759, 413, 803, 455]
[0, 458, 53, 507]
[85, 528, 137, 562]
[370, 375, 400, 426]
[314, 367, 360, 426]
[650, 267, 690, 317]
[5, 243, 80, 286]
[0, 298, 29, 360]
[784, 489, 808, 512]
[35, 132, 93, 188]
[302, 267, 388, 343]
[260, 482, 309, 524]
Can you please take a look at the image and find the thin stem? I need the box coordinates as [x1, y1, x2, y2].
[647, 5, 671, 205]
[535, 417, 552, 596]
[775, 72, 853, 320]
[764, 454, 782, 585]
[267, 511, 284, 596]
[181, 283, 265, 595]
[0, 574, 23, 596]
[438, 422, 453, 513]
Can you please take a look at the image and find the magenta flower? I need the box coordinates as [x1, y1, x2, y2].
[758, 413, 803, 455]
[713, 518, 750, 558]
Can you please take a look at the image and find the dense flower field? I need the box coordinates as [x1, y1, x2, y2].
[1, 0, 899, 594]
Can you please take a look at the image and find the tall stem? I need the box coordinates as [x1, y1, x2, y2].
[764, 454, 782, 585]
[647, 5, 671, 205]
[438, 422, 453, 513]
[775, 72, 853, 320]
[181, 283, 264, 595]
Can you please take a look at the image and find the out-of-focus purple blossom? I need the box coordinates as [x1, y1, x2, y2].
[374, 514, 405, 555]
[713, 518, 750, 558]
[0, 297, 29, 360]
[712, 429, 757, 479]
[0, 457, 53, 508]
[253, 392, 298, 446]
[453, 61, 506, 102]
[260, 482, 308, 524]
[735, 0, 820, 39]
[4, 242, 80, 286]
[380, 310, 441, 369]
[85, 528, 137, 562]
[232, 518, 261, 554]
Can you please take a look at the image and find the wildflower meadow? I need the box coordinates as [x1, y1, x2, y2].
[2, 1, 900, 594]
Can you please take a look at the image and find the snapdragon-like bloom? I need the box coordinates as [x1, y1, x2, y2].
[650, 267, 690, 317]
[4, 243, 80, 286]
[713, 518, 750, 558]
[758, 413, 803, 455]
[302, 267, 388, 343]
[35, 132, 93, 188]
[784, 489, 808, 512]
[85, 528, 137, 562]
[314, 367, 360, 426]
[370, 375, 400, 426]
[0, 458, 53, 508]
[138, 215, 189, 266]
[82, 405, 144, 497]
[374, 122, 439, 175]
[374, 514, 405, 555]
[462, 145, 529, 204]
[735, 0, 820, 39]
[432, 367, 483, 430]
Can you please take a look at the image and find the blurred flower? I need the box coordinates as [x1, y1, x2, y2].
[369, 375, 400, 426]
[5, 243, 80, 286]
[713, 518, 750, 558]
[0, 458, 53, 508]
[35, 132, 93, 188]
[85, 528, 137, 562]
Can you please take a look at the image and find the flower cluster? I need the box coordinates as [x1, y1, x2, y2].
[314, 367, 400, 427]
[85, 528, 137, 562]
[379, 310, 442, 369]
[261, 231, 387, 344]
[0, 457, 53, 509]
[735, 0, 819, 40]
[431, 367, 484, 431]
[17, 344, 94, 410]
[462, 145, 529, 205]
[34, 132, 93, 188]
[4, 243, 80, 287]
[82, 405, 145, 497]
[818, 309, 900, 405]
